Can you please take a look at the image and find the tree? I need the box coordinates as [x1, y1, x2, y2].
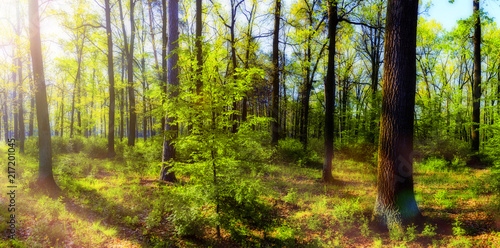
[373, 0, 420, 227]
[271, 0, 281, 145]
[159, 0, 179, 182]
[29, 0, 60, 193]
[323, 0, 337, 183]
[119, 0, 137, 146]
[105, 0, 116, 157]
[471, 0, 481, 151]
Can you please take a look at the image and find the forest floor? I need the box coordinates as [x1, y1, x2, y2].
[0, 142, 500, 247]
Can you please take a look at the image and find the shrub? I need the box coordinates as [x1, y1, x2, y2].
[422, 223, 437, 237]
[277, 138, 320, 167]
[283, 188, 298, 204]
[83, 137, 107, 158]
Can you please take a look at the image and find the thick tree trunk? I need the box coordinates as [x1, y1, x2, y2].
[373, 0, 420, 228]
[271, 0, 281, 145]
[160, 0, 179, 182]
[323, 0, 337, 183]
[471, 0, 481, 152]
[105, 0, 116, 157]
[29, 0, 60, 193]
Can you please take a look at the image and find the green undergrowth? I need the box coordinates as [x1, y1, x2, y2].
[0, 139, 499, 247]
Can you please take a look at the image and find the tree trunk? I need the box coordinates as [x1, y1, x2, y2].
[271, 0, 281, 145]
[160, 0, 179, 182]
[323, 0, 337, 183]
[105, 0, 116, 157]
[161, 0, 167, 135]
[128, 0, 137, 146]
[196, 0, 203, 94]
[29, 0, 60, 193]
[28, 64, 34, 137]
[471, 0, 481, 152]
[373, 0, 420, 228]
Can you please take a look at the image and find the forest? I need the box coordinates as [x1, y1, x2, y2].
[0, 0, 500, 247]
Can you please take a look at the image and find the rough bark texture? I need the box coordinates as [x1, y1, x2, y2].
[471, 0, 481, 152]
[160, 0, 179, 182]
[29, 0, 60, 194]
[105, 0, 116, 157]
[271, 0, 281, 145]
[323, 0, 337, 183]
[373, 0, 420, 228]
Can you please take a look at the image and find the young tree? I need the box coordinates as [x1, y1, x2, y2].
[373, 0, 420, 227]
[29, 0, 60, 193]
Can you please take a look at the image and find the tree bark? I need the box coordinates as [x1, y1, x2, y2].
[471, 0, 481, 152]
[271, 0, 281, 145]
[29, 0, 60, 193]
[160, 0, 179, 182]
[373, 0, 420, 228]
[323, 0, 337, 183]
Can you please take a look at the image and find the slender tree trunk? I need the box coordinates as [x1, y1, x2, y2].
[105, 0, 116, 157]
[161, 0, 167, 134]
[160, 0, 179, 182]
[196, 0, 203, 94]
[29, 64, 34, 137]
[29, 0, 60, 193]
[271, 0, 281, 145]
[471, 0, 481, 152]
[3, 92, 8, 142]
[60, 92, 64, 137]
[373, 0, 420, 227]
[323, 0, 337, 183]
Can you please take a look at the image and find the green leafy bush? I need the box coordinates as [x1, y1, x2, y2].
[83, 137, 107, 158]
[422, 223, 437, 237]
[277, 138, 319, 167]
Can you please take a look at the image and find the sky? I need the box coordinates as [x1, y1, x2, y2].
[426, 0, 500, 30]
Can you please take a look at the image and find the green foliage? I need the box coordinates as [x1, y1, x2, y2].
[283, 188, 298, 204]
[452, 218, 467, 236]
[331, 198, 362, 231]
[434, 189, 456, 209]
[277, 138, 320, 167]
[417, 156, 465, 172]
[421, 223, 437, 237]
[164, 188, 206, 238]
[82, 137, 108, 158]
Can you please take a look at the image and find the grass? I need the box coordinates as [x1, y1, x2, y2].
[0, 141, 499, 247]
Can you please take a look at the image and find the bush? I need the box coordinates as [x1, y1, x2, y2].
[414, 137, 469, 163]
[277, 138, 319, 167]
[417, 156, 465, 172]
[83, 137, 107, 158]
